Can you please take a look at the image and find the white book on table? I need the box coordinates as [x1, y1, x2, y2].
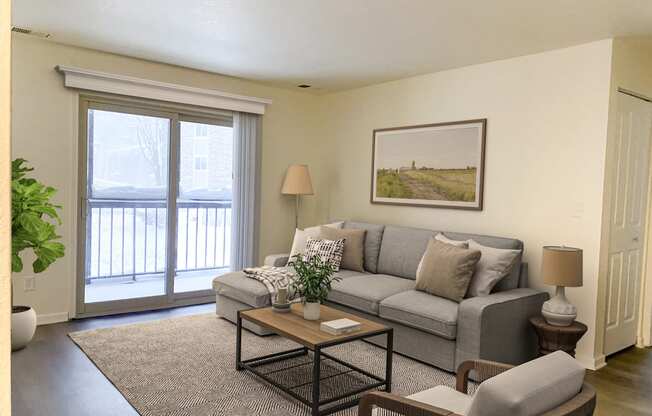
[320, 318, 361, 335]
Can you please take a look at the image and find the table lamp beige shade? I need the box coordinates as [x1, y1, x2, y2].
[541, 246, 583, 326]
[281, 164, 313, 229]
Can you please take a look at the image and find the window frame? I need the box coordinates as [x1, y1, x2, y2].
[76, 94, 233, 317]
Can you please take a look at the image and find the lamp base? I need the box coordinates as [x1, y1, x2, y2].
[542, 286, 576, 326]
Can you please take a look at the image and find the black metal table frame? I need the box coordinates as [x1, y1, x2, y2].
[236, 310, 394, 416]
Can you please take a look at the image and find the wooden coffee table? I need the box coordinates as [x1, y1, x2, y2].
[236, 303, 393, 416]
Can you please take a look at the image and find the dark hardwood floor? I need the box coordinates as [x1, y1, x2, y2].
[11, 303, 214, 416]
[11, 304, 652, 415]
[586, 346, 652, 416]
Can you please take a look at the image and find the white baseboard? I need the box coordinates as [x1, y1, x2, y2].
[37, 312, 70, 326]
[575, 353, 606, 370]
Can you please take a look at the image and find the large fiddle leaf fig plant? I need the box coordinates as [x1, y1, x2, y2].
[11, 159, 65, 274]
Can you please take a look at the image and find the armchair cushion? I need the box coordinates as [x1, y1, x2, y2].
[466, 351, 585, 416]
[407, 386, 471, 415]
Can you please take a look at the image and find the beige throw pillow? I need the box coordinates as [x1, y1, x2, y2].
[318, 226, 366, 272]
[416, 233, 469, 278]
[416, 239, 481, 303]
[466, 240, 521, 297]
[288, 221, 344, 261]
[435, 233, 469, 248]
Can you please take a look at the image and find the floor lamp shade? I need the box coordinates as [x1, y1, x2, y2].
[281, 164, 314, 195]
[282, 164, 313, 230]
[541, 246, 583, 326]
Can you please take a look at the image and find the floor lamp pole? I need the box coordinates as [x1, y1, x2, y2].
[294, 195, 300, 230]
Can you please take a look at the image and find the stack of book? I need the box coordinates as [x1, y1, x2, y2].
[320, 318, 361, 335]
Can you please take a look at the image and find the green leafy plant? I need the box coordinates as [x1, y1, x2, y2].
[11, 159, 65, 274]
[289, 254, 340, 303]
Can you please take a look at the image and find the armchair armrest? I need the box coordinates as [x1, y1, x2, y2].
[455, 359, 514, 394]
[264, 253, 290, 267]
[456, 288, 549, 369]
[358, 391, 460, 416]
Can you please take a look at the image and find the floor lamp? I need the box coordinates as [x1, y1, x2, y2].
[281, 164, 314, 230]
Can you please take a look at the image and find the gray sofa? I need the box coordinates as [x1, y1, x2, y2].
[212, 221, 549, 372]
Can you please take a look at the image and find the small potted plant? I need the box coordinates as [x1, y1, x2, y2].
[289, 254, 340, 320]
[11, 159, 65, 350]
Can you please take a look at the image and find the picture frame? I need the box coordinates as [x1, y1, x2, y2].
[370, 119, 486, 210]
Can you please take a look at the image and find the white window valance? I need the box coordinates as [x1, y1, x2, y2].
[56, 65, 271, 114]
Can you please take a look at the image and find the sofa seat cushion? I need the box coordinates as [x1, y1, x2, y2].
[213, 269, 363, 308]
[213, 271, 271, 308]
[379, 290, 459, 339]
[327, 274, 415, 315]
[333, 269, 368, 280]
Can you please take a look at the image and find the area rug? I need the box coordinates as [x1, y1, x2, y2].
[69, 314, 465, 416]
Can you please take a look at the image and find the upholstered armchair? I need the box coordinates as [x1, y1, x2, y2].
[359, 351, 596, 416]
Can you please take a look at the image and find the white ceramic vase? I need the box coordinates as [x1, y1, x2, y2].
[303, 302, 321, 320]
[11, 306, 37, 351]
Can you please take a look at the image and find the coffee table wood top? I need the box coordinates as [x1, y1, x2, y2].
[240, 303, 388, 349]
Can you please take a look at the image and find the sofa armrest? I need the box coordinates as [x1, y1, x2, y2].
[455, 359, 514, 393]
[264, 253, 290, 267]
[456, 288, 549, 368]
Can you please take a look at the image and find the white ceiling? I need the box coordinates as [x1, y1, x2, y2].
[12, 0, 652, 92]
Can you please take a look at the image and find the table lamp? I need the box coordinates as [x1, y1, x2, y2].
[541, 246, 583, 326]
[281, 164, 314, 229]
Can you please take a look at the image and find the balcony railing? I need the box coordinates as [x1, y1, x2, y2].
[86, 199, 231, 282]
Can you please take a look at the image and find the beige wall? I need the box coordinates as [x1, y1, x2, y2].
[596, 36, 652, 358]
[0, 0, 11, 412]
[318, 40, 614, 368]
[10, 34, 326, 322]
[11, 33, 634, 369]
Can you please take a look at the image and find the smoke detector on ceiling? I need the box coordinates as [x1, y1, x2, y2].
[11, 26, 51, 39]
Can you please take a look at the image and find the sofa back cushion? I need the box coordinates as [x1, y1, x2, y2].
[377, 225, 436, 279]
[343, 221, 385, 273]
[466, 351, 585, 416]
[443, 232, 523, 291]
[377, 225, 524, 287]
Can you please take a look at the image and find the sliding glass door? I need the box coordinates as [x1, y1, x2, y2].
[77, 97, 233, 316]
[175, 120, 233, 294]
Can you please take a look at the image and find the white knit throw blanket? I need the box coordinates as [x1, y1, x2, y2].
[243, 266, 296, 298]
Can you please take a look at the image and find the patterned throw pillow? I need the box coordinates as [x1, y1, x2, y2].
[304, 237, 346, 271]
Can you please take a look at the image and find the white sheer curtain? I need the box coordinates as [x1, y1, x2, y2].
[231, 112, 261, 269]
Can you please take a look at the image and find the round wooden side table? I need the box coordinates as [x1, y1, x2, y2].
[529, 316, 588, 357]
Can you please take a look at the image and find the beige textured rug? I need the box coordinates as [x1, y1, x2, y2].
[69, 314, 461, 416]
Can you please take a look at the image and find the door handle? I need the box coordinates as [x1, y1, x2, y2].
[633, 236, 640, 242]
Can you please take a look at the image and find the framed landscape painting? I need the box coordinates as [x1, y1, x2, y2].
[371, 119, 486, 210]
